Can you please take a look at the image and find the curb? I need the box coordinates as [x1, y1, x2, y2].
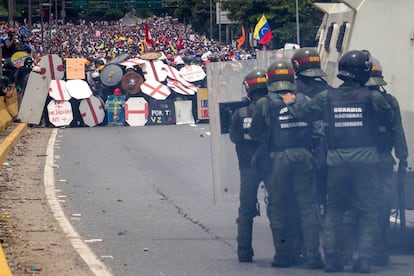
[0, 123, 28, 276]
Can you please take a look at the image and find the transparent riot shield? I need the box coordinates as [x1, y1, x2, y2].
[208, 49, 297, 203]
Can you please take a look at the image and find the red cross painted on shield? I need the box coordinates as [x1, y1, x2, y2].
[142, 82, 169, 98]
[125, 102, 148, 120]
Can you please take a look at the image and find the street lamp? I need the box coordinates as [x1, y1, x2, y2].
[210, 0, 213, 40]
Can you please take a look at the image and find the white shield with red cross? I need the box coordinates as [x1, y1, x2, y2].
[79, 95, 105, 127]
[124, 97, 148, 126]
[38, 54, 64, 80]
[66, 79, 93, 99]
[141, 60, 168, 82]
[165, 65, 184, 80]
[47, 100, 73, 127]
[119, 58, 146, 68]
[140, 79, 171, 100]
[48, 80, 71, 101]
[179, 64, 206, 82]
[166, 78, 196, 96]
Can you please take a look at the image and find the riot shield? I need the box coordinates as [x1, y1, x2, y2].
[208, 50, 298, 203]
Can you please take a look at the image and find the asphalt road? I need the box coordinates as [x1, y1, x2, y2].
[50, 123, 414, 276]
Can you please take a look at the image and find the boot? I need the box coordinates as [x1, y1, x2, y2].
[270, 228, 291, 267]
[271, 255, 291, 268]
[237, 218, 254, 262]
[324, 254, 344, 273]
[303, 251, 323, 269]
[353, 258, 372, 273]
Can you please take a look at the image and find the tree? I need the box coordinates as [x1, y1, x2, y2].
[221, 0, 330, 49]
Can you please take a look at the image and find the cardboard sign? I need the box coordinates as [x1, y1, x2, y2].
[65, 58, 86, 80]
[47, 100, 73, 127]
[106, 95, 125, 126]
[124, 97, 148, 126]
[147, 99, 176, 125]
[197, 88, 209, 120]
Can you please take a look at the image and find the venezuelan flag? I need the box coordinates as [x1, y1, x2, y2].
[253, 15, 272, 45]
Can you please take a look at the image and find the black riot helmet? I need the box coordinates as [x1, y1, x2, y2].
[24, 56, 34, 68]
[337, 50, 372, 86]
[365, 56, 387, 87]
[266, 60, 296, 93]
[291, 47, 326, 77]
[243, 69, 268, 96]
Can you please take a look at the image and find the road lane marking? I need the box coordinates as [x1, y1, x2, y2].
[44, 129, 112, 276]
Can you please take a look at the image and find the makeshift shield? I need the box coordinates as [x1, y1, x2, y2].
[49, 80, 71, 101]
[37, 54, 64, 80]
[11, 51, 29, 68]
[119, 58, 146, 68]
[66, 79, 93, 99]
[106, 95, 125, 126]
[124, 97, 148, 126]
[18, 72, 50, 124]
[179, 64, 206, 82]
[140, 79, 171, 100]
[141, 60, 168, 82]
[100, 64, 123, 87]
[79, 95, 105, 127]
[166, 78, 196, 96]
[121, 71, 144, 95]
[47, 100, 73, 127]
[109, 53, 129, 65]
[174, 100, 194, 125]
[147, 99, 176, 125]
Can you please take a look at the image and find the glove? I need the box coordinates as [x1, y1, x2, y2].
[398, 160, 408, 176]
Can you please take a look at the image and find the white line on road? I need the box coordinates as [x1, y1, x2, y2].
[44, 129, 112, 276]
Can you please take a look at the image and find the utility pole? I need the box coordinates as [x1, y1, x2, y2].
[8, 0, 14, 25]
[295, 0, 300, 45]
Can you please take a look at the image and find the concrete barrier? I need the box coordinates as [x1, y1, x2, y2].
[0, 123, 27, 275]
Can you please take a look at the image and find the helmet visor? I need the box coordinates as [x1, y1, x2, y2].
[268, 81, 296, 93]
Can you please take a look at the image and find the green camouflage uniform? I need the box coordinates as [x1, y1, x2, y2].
[370, 86, 408, 264]
[229, 101, 264, 262]
[286, 82, 394, 268]
[249, 93, 321, 267]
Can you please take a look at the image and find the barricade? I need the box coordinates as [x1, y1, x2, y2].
[0, 96, 13, 132]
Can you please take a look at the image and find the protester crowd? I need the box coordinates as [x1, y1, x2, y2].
[1, 15, 256, 73]
[2, 13, 408, 275]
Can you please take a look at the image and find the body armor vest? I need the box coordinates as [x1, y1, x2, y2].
[375, 90, 393, 152]
[268, 93, 311, 151]
[235, 105, 260, 168]
[327, 86, 377, 149]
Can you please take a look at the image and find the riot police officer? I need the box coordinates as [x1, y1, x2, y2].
[249, 60, 322, 269]
[292, 47, 331, 216]
[281, 50, 394, 273]
[292, 47, 330, 97]
[229, 69, 268, 263]
[365, 56, 408, 266]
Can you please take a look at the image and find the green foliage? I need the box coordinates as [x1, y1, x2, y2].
[221, 0, 326, 48]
